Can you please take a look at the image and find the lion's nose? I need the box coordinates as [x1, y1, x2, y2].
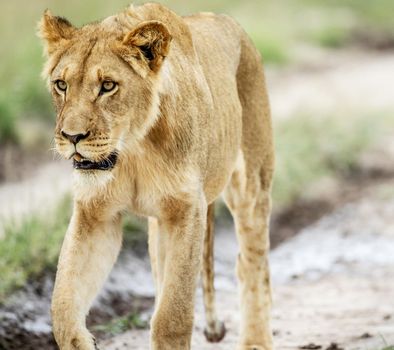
[61, 130, 90, 145]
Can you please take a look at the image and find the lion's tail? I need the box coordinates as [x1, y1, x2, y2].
[201, 202, 226, 343]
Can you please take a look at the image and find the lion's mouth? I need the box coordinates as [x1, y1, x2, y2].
[73, 152, 118, 171]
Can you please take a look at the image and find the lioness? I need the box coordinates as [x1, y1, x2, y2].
[39, 3, 274, 350]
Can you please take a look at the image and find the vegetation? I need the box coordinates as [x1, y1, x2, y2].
[1, 0, 394, 142]
[0, 196, 147, 302]
[303, 0, 394, 34]
[0, 98, 18, 144]
[93, 312, 148, 335]
[379, 335, 394, 350]
[273, 113, 393, 206]
[0, 196, 71, 301]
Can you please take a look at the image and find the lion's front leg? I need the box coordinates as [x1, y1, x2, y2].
[150, 195, 206, 350]
[51, 204, 123, 350]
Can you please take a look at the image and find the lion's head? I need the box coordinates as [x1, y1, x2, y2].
[39, 9, 171, 171]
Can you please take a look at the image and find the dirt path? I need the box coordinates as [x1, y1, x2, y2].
[0, 160, 71, 237]
[268, 49, 394, 120]
[100, 181, 394, 350]
[100, 275, 394, 350]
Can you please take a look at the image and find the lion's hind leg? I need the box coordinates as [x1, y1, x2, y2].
[202, 203, 226, 342]
[223, 28, 275, 350]
[223, 152, 274, 350]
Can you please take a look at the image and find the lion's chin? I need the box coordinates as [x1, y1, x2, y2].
[72, 169, 115, 201]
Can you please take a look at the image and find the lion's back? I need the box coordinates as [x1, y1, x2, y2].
[184, 12, 245, 78]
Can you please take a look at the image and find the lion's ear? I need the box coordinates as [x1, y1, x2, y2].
[38, 10, 75, 55]
[122, 21, 172, 72]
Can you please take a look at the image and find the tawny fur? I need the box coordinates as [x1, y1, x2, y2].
[39, 3, 274, 350]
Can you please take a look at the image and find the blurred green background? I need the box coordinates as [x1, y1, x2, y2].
[1, 0, 393, 146]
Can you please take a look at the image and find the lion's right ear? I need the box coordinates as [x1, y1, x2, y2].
[38, 10, 75, 55]
[121, 21, 172, 73]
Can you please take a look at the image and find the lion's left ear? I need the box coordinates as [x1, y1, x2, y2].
[122, 21, 172, 72]
[38, 9, 75, 56]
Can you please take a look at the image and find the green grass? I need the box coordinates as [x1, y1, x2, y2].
[0, 97, 18, 144]
[92, 312, 148, 336]
[377, 334, 394, 350]
[0, 196, 146, 302]
[300, 0, 394, 48]
[309, 26, 351, 48]
[303, 0, 394, 33]
[252, 33, 289, 65]
[122, 214, 148, 252]
[1, 0, 394, 145]
[0, 196, 71, 301]
[272, 113, 393, 206]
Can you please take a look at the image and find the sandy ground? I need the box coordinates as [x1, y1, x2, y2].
[3, 182, 392, 349]
[0, 160, 71, 237]
[99, 184, 394, 350]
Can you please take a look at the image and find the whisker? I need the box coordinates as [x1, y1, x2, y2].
[82, 147, 109, 151]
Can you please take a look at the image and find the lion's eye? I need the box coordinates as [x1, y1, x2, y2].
[55, 80, 67, 92]
[100, 81, 117, 94]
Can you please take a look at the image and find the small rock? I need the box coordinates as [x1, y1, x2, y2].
[299, 344, 322, 349]
[360, 332, 372, 339]
[326, 343, 344, 350]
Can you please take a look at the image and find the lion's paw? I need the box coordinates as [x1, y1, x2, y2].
[68, 330, 98, 350]
[203, 320, 226, 343]
[238, 345, 272, 350]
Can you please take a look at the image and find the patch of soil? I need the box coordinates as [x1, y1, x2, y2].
[270, 165, 394, 248]
[100, 270, 394, 349]
[270, 199, 333, 249]
[0, 258, 154, 350]
[0, 275, 57, 350]
[325, 343, 344, 350]
[0, 144, 50, 184]
[299, 344, 322, 350]
[351, 28, 394, 51]
[87, 294, 153, 335]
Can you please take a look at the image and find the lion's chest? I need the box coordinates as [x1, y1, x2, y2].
[120, 160, 197, 218]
